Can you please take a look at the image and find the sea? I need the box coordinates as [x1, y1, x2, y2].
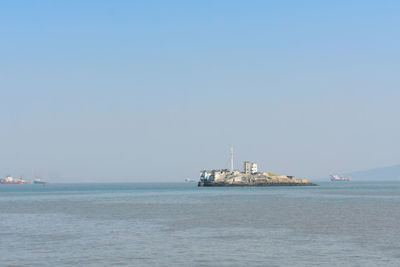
[1, 182, 400, 267]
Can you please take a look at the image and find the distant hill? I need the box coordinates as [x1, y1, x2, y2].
[345, 164, 400, 181]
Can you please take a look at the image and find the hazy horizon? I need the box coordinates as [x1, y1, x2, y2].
[1, 1, 400, 182]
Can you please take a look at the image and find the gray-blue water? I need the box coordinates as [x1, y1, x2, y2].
[1, 182, 400, 266]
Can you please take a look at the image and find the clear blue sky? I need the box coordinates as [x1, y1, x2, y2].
[1, 1, 399, 182]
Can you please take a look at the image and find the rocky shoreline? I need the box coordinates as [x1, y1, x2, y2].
[198, 181, 318, 187]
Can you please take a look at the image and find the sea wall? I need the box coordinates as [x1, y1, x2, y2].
[198, 180, 317, 187]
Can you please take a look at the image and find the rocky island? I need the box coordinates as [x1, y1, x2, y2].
[198, 149, 317, 187]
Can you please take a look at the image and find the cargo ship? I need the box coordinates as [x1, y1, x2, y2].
[0, 176, 30, 184]
[33, 178, 48, 185]
[330, 174, 352, 182]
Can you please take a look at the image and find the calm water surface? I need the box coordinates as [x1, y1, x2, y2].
[1, 182, 400, 266]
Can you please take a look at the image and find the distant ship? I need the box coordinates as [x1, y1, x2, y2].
[184, 178, 195, 183]
[0, 176, 30, 184]
[33, 178, 48, 185]
[330, 174, 352, 182]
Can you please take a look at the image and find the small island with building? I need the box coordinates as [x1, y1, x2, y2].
[198, 149, 317, 187]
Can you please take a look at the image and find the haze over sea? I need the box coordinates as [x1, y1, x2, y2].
[1, 182, 400, 266]
[1, 1, 400, 266]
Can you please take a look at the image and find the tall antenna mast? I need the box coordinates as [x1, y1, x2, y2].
[230, 147, 234, 171]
